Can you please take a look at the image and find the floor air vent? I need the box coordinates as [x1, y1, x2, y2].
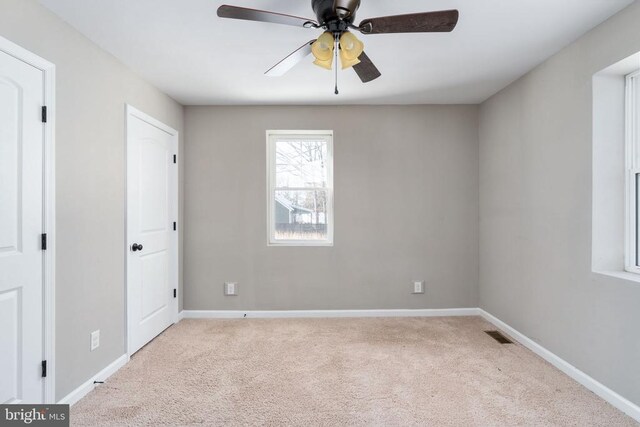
[485, 330, 513, 344]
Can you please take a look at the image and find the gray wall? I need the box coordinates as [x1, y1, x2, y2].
[184, 106, 479, 311]
[0, 0, 184, 399]
[479, 1, 640, 406]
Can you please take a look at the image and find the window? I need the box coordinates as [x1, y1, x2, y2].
[625, 70, 640, 273]
[267, 130, 334, 246]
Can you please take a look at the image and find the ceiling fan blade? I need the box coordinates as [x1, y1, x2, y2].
[359, 10, 459, 34]
[217, 5, 318, 28]
[353, 52, 381, 83]
[265, 40, 316, 77]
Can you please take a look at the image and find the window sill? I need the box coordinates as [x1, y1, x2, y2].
[592, 269, 640, 284]
[268, 242, 334, 247]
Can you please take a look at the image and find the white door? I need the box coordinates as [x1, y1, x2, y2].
[126, 106, 178, 355]
[0, 51, 45, 403]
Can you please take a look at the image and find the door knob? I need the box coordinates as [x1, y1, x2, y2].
[131, 243, 143, 252]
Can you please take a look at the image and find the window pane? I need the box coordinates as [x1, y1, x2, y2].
[276, 139, 328, 188]
[274, 190, 328, 241]
[636, 173, 640, 267]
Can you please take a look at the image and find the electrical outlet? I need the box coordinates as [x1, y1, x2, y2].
[90, 330, 100, 351]
[224, 282, 238, 296]
[412, 281, 425, 294]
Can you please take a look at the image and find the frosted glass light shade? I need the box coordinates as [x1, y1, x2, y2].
[339, 31, 364, 69]
[312, 32, 335, 70]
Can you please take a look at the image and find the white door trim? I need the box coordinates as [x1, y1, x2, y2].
[125, 104, 179, 356]
[0, 36, 56, 403]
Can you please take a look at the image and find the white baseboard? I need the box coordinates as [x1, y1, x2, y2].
[479, 309, 640, 422]
[179, 308, 480, 320]
[57, 354, 129, 406]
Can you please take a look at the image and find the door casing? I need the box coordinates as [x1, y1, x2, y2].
[125, 104, 179, 356]
[0, 36, 56, 403]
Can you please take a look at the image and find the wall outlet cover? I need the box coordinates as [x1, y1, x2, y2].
[90, 330, 100, 351]
[224, 282, 238, 296]
[412, 281, 425, 294]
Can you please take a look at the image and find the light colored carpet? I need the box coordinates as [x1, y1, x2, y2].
[71, 317, 637, 426]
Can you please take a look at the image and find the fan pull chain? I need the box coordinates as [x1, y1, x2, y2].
[334, 37, 339, 95]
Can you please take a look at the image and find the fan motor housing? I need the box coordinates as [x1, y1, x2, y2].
[312, 0, 360, 25]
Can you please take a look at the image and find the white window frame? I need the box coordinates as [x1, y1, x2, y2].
[267, 130, 334, 247]
[625, 70, 640, 273]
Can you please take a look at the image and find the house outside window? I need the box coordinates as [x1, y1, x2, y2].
[267, 130, 334, 246]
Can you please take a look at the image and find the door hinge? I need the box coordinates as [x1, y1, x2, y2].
[41, 106, 47, 123]
[173, 154, 177, 164]
[173, 289, 177, 298]
[41, 233, 47, 250]
[42, 360, 47, 378]
[173, 221, 177, 231]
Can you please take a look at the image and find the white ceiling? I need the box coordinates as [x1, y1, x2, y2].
[40, 0, 633, 105]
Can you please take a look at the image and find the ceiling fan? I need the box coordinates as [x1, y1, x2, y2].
[217, 0, 459, 93]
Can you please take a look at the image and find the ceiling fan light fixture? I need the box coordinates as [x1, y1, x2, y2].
[217, 2, 460, 85]
[311, 31, 335, 70]
[339, 31, 364, 69]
